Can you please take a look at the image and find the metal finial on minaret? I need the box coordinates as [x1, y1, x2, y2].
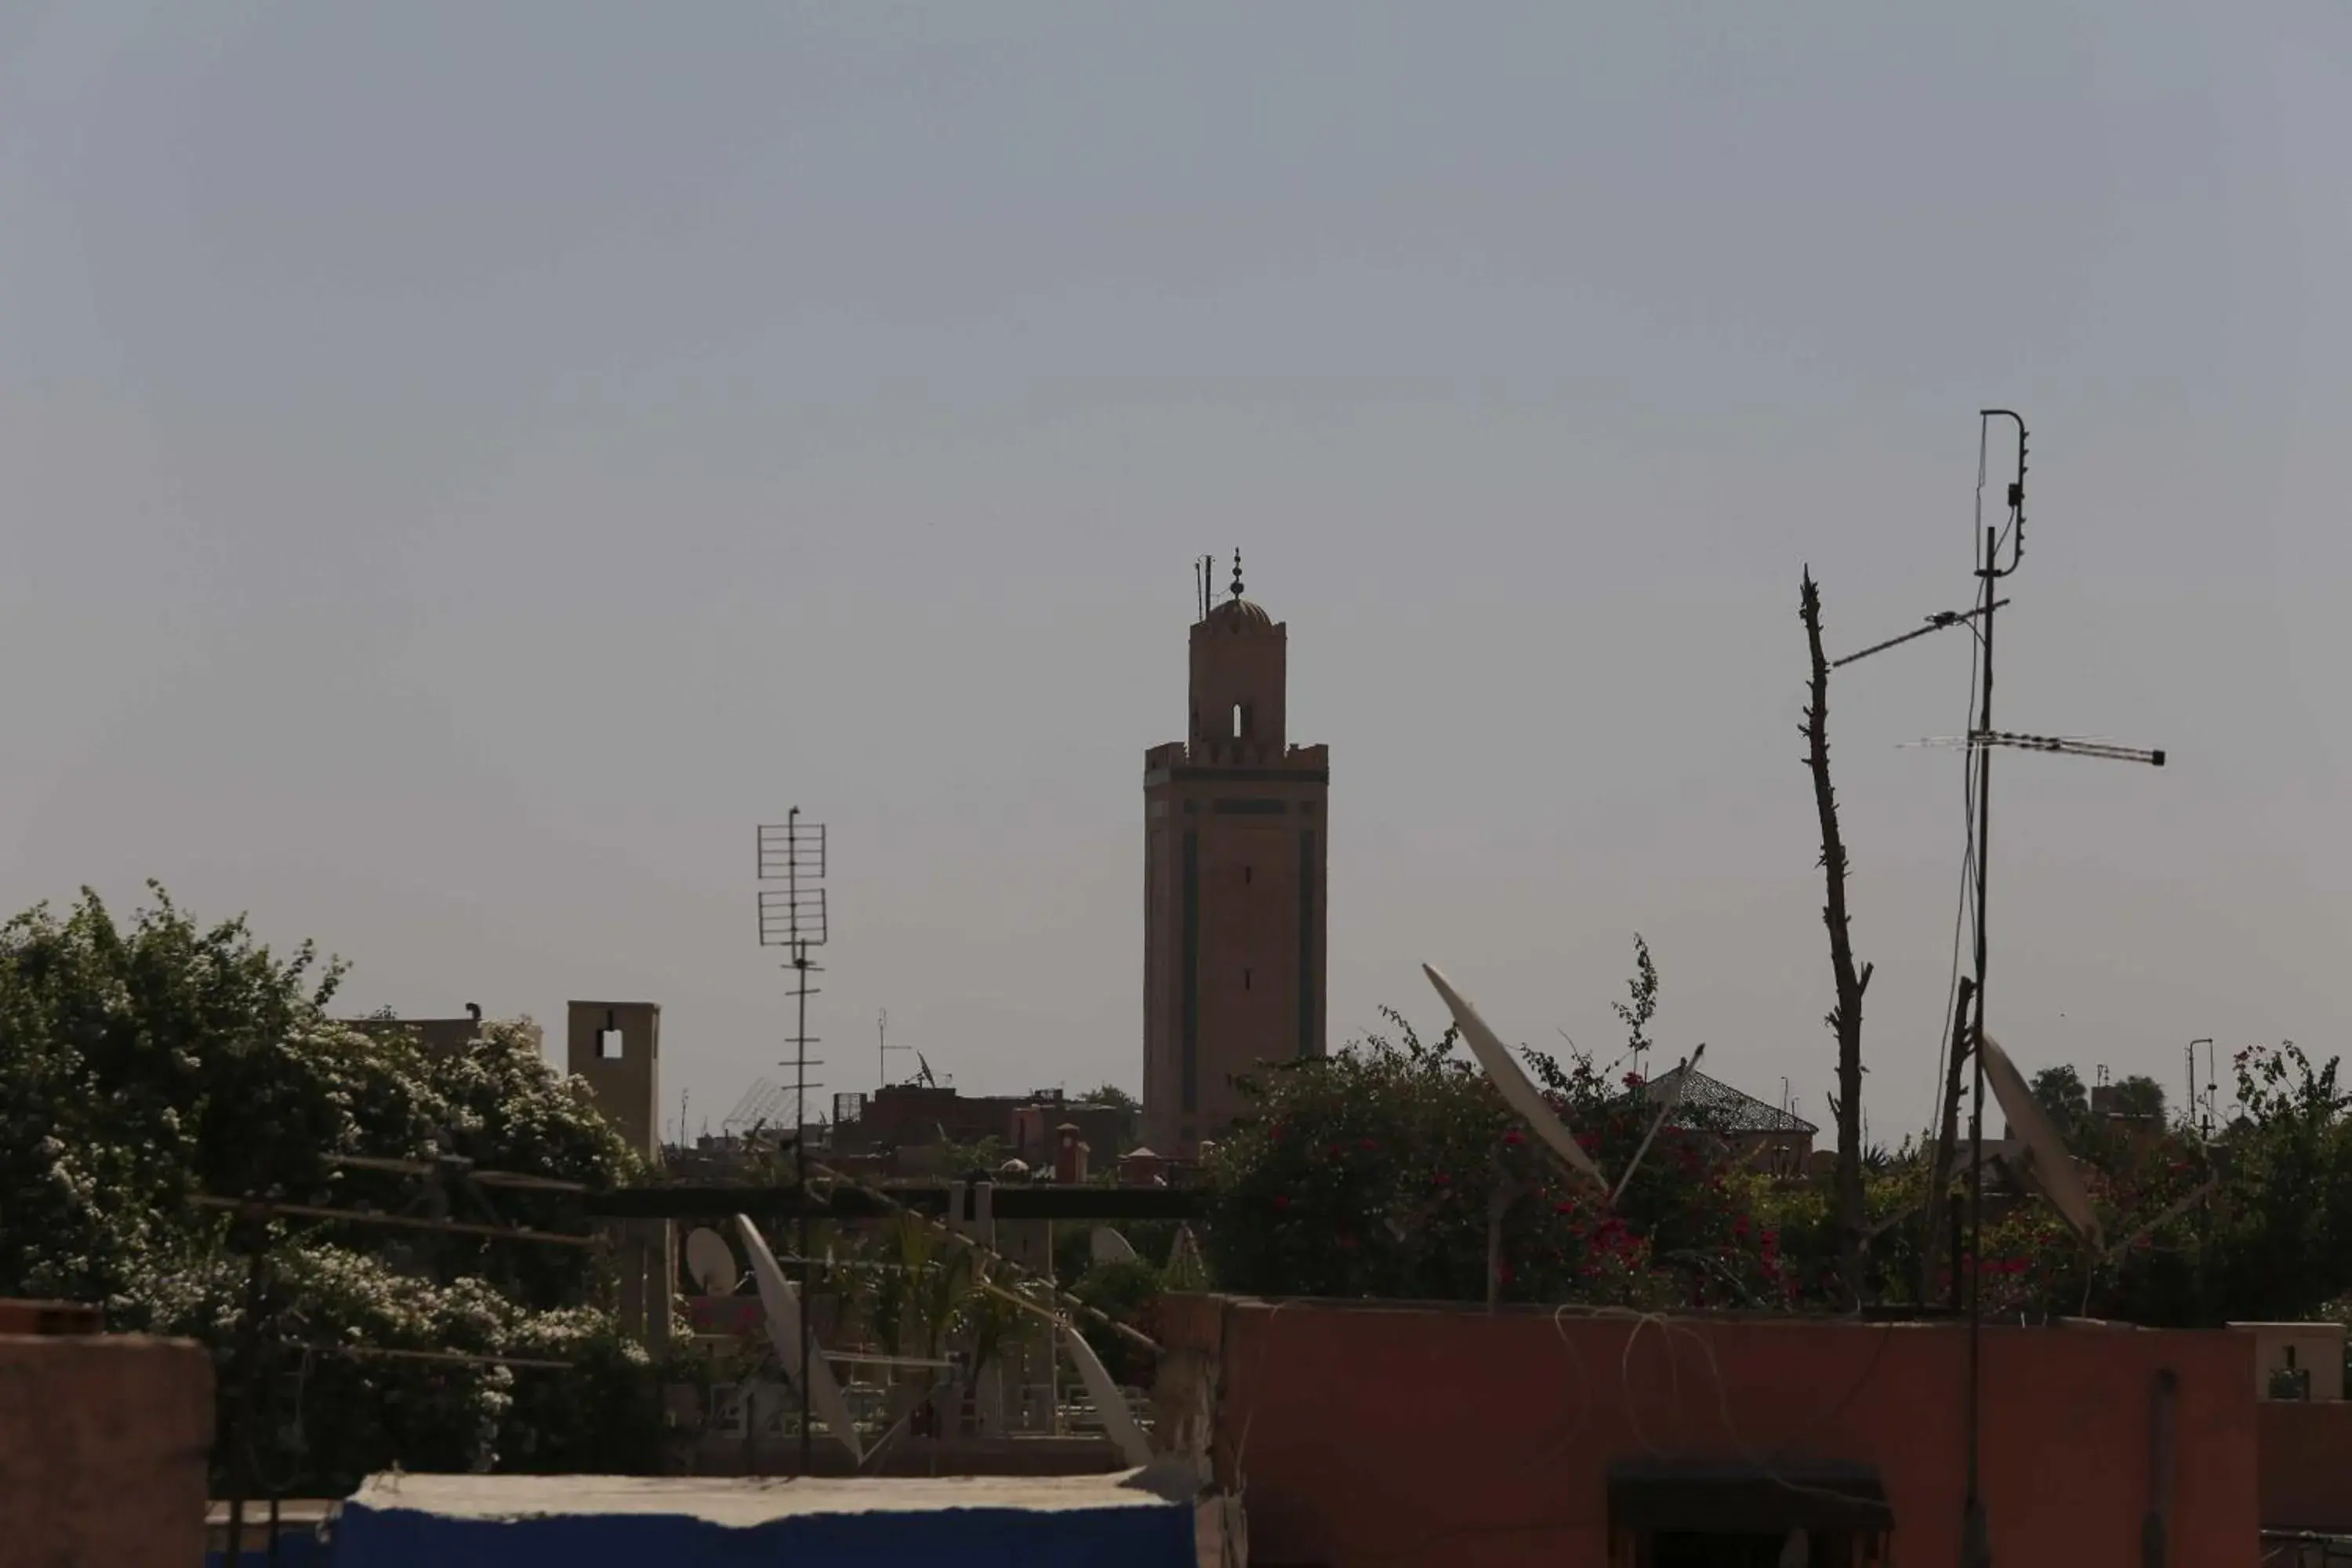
[1230, 550, 1244, 601]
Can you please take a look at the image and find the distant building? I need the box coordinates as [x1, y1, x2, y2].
[1142, 556, 1330, 1154]
[343, 1011, 496, 1062]
[826, 1083, 1136, 1178]
[831, 1083, 1024, 1156]
[1634, 1063, 1817, 1174]
[1010, 1092, 1133, 1170]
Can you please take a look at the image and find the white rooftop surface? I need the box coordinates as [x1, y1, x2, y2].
[347, 1467, 1192, 1527]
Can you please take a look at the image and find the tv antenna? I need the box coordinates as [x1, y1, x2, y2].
[1829, 412, 2168, 1568]
[877, 1008, 909, 1089]
[721, 1077, 794, 1140]
[757, 808, 829, 1475]
[2186, 1037, 2217, 1138]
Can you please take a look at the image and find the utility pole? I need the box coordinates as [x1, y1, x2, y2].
[1958, 415, 2010, 1568]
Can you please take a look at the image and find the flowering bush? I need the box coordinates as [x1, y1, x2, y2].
[0, 887, 663, 1493]
[1203, 1007, 1792, 1309]
[1203, 989, 2352, 1340]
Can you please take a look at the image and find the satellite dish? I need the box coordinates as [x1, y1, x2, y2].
[734, 1214, 865, 1465]
[1091, 1227, 1138, 1265]
[1979, 1033, 2104, 1250]
[1423, 964, 1610, 1196]
[684, 1228, 739, 1295]
[1058, 1322, 1152, 1468]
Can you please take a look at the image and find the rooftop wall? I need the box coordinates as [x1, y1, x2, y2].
[0, 1332, 214, 1567]
[1160, 1296, 2257, 1568]
[2258, 1399, 2352, 1533]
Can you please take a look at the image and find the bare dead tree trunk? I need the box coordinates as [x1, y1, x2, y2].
[1800, 568, 1873, 1304]
[1917, 974, 1976, 1303]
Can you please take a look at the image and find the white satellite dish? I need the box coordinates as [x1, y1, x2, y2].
[1059, 1322, 1152, 1468]
[1978, 1033, 2104, 1251]
[1423, 964, 1610, 1196]
[734, 1214, 865, 1465]
[684, 1227, 739, 1296]
[1091, 1227, 1138, 1266]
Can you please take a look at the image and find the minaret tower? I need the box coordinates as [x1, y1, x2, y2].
[1141, 554, 1330, 1153]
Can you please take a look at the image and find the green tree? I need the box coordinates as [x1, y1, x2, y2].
[0, 886, 663, 1493]
[1941, 1044, 2352, 1331]
[2030, 1064, 2093, 1144]
[1069, 1257, 1164, 1387]
[923, 1133, 1012, 1178]
[2108, 1074, 2168, 1123]
[1078, 1083, 1140, 1115]
[1613, 935, 1661, 1076]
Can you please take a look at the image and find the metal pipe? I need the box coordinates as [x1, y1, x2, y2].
[223, 1217, 269, 1568]
[1962, 510, 1997, 1568]
[191, 1196, 596, 1247]
[1609, 1044, 1705, 1205]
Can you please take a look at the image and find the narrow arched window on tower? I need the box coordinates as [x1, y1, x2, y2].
[1232, 702, 1244, 739]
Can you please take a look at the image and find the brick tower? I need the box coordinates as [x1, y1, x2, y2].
[1142, 554, 1330, 1154]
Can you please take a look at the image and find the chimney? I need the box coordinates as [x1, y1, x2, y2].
[1054, 1123, 1089, 1185]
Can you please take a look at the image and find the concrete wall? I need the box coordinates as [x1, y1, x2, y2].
[2258, 1400, 2352, 1533]
[566, 1000, 661, 1159]
[1159, 1296, 2258, 1568]
[2231, 1322, 2347, 1402]
[0, 1333, 214, 1567]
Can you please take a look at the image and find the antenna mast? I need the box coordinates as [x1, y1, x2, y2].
[757, 808, 829, 1475]
[1829, 412, 2167, 1568]
[878, 1008, 909, 1089]
[2187, 1037, 2216, 1137]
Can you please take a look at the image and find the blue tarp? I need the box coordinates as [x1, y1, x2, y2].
[204, 1537, 324, 1568]
[328, 1472, 1197, 1568]
[332, 1502, 1192, 1567]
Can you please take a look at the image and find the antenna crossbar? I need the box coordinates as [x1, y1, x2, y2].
[1906, 730, 2166, 768]
[1831, 599, 2009, 669]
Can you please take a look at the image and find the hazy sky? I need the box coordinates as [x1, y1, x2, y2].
[5, 2, 2347, 1146]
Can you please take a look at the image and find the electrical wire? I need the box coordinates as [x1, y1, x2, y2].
[1226, 1299, 1293, 1503]
[1501, 1306, 1598, 1480]
[1664, 1317, 1904, 1513]
[1619, 1311, 1678, 1459]
[1559, 1306, 1905, 1512]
